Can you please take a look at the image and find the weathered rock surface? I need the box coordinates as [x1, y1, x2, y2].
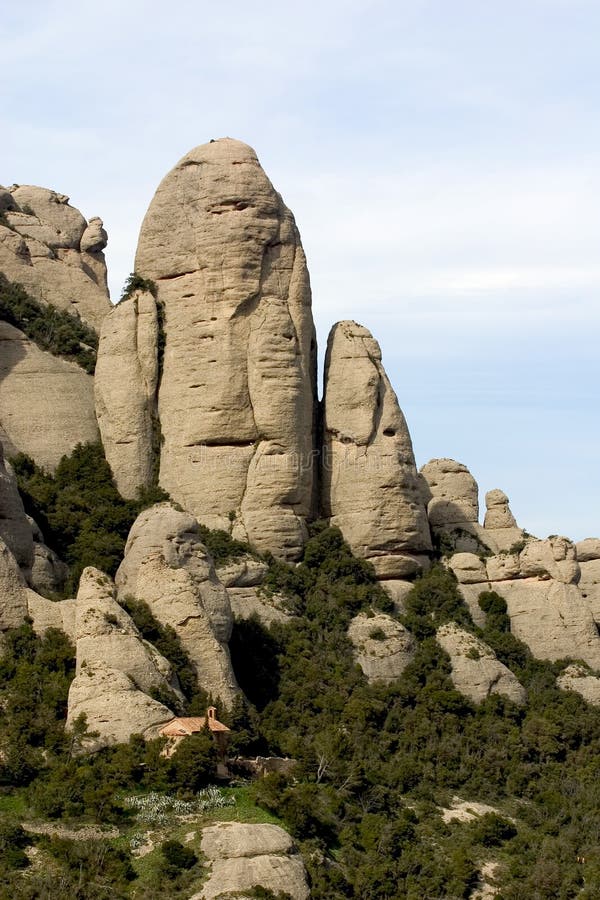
[436, 623, 526, 705]
[95, 290, 159, 498]
[0, 185, 110, 330]
[0, 538, 28, 631]
[557, 664, 600, 705]
[421, 459, 479, 528]
[322, 321, 431, 578]
[67, 567, 179, 748]
[27, 592, 76, 640]
[576, 538, 600, 563]
[0, 442, 33, 569]
[122, 138, 316, 560]
[519, 536, 580, 584]
[489, 579, 600, 667]
[116, 504, 239, 707]
[194, 823, 309, 900]
[227, 587, 294, 626]
[448, 553, 488, 585]
[348, 612, 416, 683]
[483, 489, 517, 529]
[29, 541, 69, 596]
[0, 321, 98, 470]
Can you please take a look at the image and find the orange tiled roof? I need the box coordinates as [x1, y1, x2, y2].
[159, 715, 230, 737]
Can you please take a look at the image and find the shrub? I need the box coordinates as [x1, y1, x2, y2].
[0, 273, 98, 372]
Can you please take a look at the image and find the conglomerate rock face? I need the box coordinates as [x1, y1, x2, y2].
[0, 442, 33, 570]
[66, 567, 178, 749]
[103, 137, 317, 561]
[116, 503, 239, 708]
[0, 321, 99, 470]
[0, 185, 110, 330]
[321, 320, 431, 579]
[193, 823, 310, 900]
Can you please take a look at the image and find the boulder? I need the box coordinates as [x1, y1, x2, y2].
[420, 458, 479, 527]
[321, 321, 431, 578]
[483, 489, 517, 529]
[0, 320, 98, 470]
[576, 538, 600, 563]
[116, 504, 239, 707]
[436, 622, 526, 705]
[381, 579, 414, 614]
[0, 185, 110, 330]
[448, 553, 488, 585]
[194, 823, 309, 900]
[128, 138, 317, 560]
[28, 541, 69, 596]
[348, 612, 416, 683]
[95, 290, 159, 497]
[27, 592, 76, 640]
[579, 558, 600, 623]
[67, 567, 180, 748]
[519, 536, 580, 585]
[557, 664, 600, 705]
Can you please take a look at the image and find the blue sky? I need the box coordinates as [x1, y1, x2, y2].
[2, 0, 599, 539]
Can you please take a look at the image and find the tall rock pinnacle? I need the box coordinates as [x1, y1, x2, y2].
[321, 321, 432, 579]
[97, 139, 317, 560]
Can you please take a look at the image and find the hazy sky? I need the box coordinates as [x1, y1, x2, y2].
[3, 0, 599, 539]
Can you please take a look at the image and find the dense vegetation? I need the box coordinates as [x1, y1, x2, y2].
[11, 442, 167, 595]
[0, 274, 98, 373]
[2, 439, 600, 897]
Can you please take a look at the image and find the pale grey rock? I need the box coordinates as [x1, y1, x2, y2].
[557, 664, 600, 705]
[456, 584, 489, 629]
[227, 587, 294, 626]
[95, 290, 159, 497]
[519, 537, 580, 585]
[0, 538, 28, 630]
[67, 567, 179, 748]
[486, 553, 521, 582]
[194, 823, 309, 900]
[348, 612, 416, 683]
[0, 185, 110, 330]
[436, 622, 526, 705]
[579, 558, 600, 623]
[483, 489, 517, 529]
[490, 578, 600, 668]
[381, 579, 414, 614]
[322, 321, 431, 578]
[576, 538, 600, 563]
[133, 138, 316, 560]
[0, 443, 33, 569]
[216, 557, 268, 588]
[448, 553, 488, 584]
[67, 662, 174, 750]
[116, 504, 239, 707]
[0, 321, 98, 470]
[29, 542, 69, 595]
[420, 458, 479, 527]
[27, 591, 76, 640]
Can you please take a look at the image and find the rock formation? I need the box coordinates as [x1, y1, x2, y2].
[556, 664, 600, 706]
[576, 538, 600, 622]
[436, 623, 526, 705]
[321, 321, 431, 580]
[194, 823, 309, 900]
[0, 185, 110, 330]
[0, 538, 29, 631]
[94, 289, 159, 498]
[0, 442, 33, 570]
[97, 138, 317, 561]
[116, 503, 239, 707]
[0, 320, 98, 470]
[67, 567, 178, 748]
[348, 612, 416, 683]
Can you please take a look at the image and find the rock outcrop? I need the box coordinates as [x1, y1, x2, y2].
[193, 823, 309, 900]
[0, 185, 110, 330]
[576, 538, 600, 622]
[94, 289, 159, 498]
[67, 567, 178, 748]
[436, 623, 526, 705]
[556, 664, 600, 706]
[0, 320, 98, 470]
[322, 321, 431, 579]
[348, 612, 416, 683]
[116, 503, 239, 707]
[0, 442, 33, 570]
[0, 538, 29, 631]
[97, 138, 317, 560]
